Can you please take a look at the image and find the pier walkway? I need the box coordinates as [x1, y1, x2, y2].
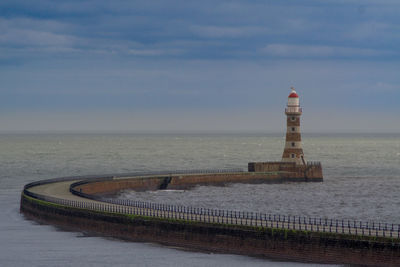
[24, 174, 400, 239]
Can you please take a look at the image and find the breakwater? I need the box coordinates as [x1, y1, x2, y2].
[20, 170, 400, 266]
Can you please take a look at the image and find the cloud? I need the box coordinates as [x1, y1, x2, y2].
[127, 48, 183, 56]
[2, 108, 400, 133]
[1, 1, 399, 61]
[0, 1, 400, 132]
[262, 44, 395, 58]
[0, 17, 185, 58]
[344, 21, 400, 44]
[190, 25, 268, 38]
[0, 28, 75, 47]
[0, 18, 76, 47]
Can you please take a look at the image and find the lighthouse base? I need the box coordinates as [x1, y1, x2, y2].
[248, 161, 323, 181]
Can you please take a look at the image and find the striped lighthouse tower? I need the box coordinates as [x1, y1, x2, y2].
[282, 87, 306, 165]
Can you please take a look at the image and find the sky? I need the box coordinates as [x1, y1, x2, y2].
[0, 0, 399, 133]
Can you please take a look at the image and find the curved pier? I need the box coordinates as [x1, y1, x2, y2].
[21, 170, 400, 266]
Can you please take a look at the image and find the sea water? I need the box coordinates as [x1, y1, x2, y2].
[1, 133, 399, 266]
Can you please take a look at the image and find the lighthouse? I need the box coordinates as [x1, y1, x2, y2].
[281, 87, 305, 165]
[248, 86, 322, 179]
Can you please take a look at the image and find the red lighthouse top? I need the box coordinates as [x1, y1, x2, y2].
[288, 87, 298, 98]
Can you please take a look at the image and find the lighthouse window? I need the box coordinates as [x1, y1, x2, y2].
[291, 127, 295, 132]
[291, 142, 295, 147]
[291, 116, 296, 121]
[291, 154, 295, 158]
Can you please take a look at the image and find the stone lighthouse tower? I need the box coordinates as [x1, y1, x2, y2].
[248, 86, 322, 179]
[281, 87, 305, 165]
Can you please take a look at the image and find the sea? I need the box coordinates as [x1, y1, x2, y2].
[1, 133, 399, 266]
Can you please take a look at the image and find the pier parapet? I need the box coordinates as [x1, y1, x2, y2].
[248, 161, 323, 180]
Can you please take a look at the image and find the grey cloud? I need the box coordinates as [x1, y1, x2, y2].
[262, 44, 396, 58]
[189, 25, 269, 38]
[344, 21, 400, 42]
[0, 0, 400, 133]
[2, 1, 399, 61]
[2, 108, 400, 133]
[0, 18, 76, 47]
[0, 28, 76, 47]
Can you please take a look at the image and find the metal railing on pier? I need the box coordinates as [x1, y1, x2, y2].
[23, 170, 400, 240]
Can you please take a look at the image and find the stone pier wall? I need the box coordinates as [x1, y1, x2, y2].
[248, 162, 323, 180]
[74, 172, 297, 195]
[20, 194, 400, 266]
